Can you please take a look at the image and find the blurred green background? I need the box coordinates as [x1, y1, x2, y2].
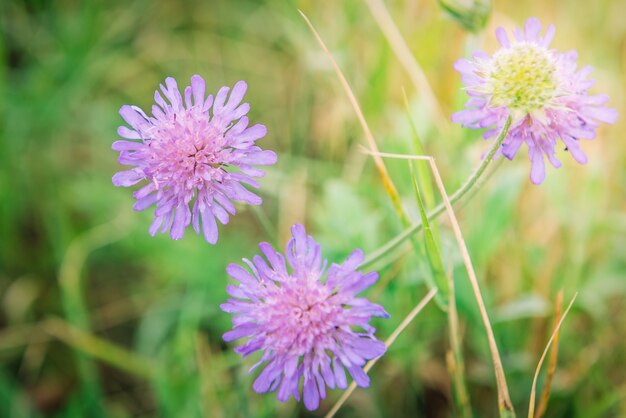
[1, 0, 625, 417]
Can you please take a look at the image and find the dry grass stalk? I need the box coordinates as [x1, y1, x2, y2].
[324, 288, 438, 418]
[299, 10, 408, 224]
[362, 0, 448, 131]
[529, 292, 577, 418]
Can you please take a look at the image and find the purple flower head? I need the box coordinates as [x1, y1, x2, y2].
[453, 17, 617, 184]
[221, 224, 389, 411]
[112, 75, 277, 243]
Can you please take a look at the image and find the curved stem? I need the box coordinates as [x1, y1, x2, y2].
[361, 115, 512, 269]
[299, 10, 407, 225]
[324, 288, 437, 418]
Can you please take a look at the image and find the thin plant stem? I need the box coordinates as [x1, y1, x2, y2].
[363, 148, 516, 415]
[324, 288, 437, 418]
[58, 213, 130, 417]
[299, 10, 409, 225]
[362, 0, 448, 131]
[42, 317, 153, 379]
[58, 213, 131, 330]
[529, 293, 578, 418]
[447, 268, 472, 418]
[402, 88, 436, 209]
[535, 291, 564, 418]
[59, 214, 129, 325]
[361, 115, 512, 269]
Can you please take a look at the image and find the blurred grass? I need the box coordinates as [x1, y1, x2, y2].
[1, 0, 625, 417]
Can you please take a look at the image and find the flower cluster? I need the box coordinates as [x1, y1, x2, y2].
[112, 75, 277, 243]
[453, 17, 617, 184]
[221, 224, 389, 410]
[111, 14, 617, 413]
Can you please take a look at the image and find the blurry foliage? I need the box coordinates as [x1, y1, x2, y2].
[0, 0, 625, 417]
[437, 0, 491, 32]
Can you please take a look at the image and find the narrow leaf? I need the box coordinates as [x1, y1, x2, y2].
[409, 161, 450, 302]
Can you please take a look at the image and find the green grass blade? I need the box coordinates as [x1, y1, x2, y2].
[409, 162, 449, 299]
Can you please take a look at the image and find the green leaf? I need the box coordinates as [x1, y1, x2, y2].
[409, 162, 449, 308]
[402, 89, 436, 210]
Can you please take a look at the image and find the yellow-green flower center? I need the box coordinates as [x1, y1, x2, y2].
[488, 43, 557, 112]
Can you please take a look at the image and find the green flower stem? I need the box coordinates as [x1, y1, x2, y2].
[361, 115, 512, 269]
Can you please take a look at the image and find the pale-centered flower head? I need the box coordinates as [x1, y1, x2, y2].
[221, 224, 389, 410]
[453, 17, 617, 184]
[112, 75, 277, 243]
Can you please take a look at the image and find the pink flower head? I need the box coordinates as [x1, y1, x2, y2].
[112, 75, 277, 243]
[453, 17, 617, 184]
[221, 224, 389, 411]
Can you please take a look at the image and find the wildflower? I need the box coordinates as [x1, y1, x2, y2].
[221, 224, 388, 410]
[453, 17, 617, 184]
[112, 75, 277, 243]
